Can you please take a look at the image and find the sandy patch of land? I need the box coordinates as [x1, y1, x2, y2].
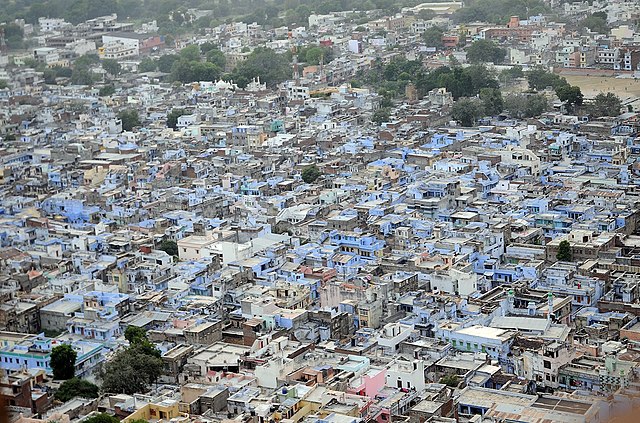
[563, 75, 640, 100]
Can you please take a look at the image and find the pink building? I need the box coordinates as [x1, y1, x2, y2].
[347, 367, 387, 397]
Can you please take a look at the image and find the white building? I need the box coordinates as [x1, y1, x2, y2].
[38, 18, 69, 33]
[385, 357, 426, 391]
[100, 41, 138, 59]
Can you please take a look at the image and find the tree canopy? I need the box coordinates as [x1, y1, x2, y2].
[504, 93, 549, 118]
[557, 240, 572, 262]
[466, 39, 506, 64]
[453, 0, 549, 24]
[526, 67, 568, 91]
[422, 26, 444, 49]
[452, 97, 484, 127]
[118, 109, 140, 131]
[301, 165, 321, 184]
[167, 110, 187, 129]
[298, 46, 334, 66]
[230, 48, 292, 88]
[50, 344, 77, 380]
[101, 59, 121, 76]
[101, 327, 162, 394]
[83, 413, 119, 423]
[479, 88, 504, 116]
[158, 239, 179, 256]
[556, 85, 583, 112]
[55, 378, 99, 402]
[589, 93, 622, 117]
[582, 13, 609, 34]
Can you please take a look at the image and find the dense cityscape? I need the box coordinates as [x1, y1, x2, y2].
[2, 1, 640, 422]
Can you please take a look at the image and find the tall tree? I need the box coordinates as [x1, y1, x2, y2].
[180, 45, 201, 62]
[556, 240, 572, 262]
[556, 85, 583, 112]
[50, 344, 77, 380]
[590, 93, 622, 117]
[422, 26, 444, 48]
[452, 97, 484, 127]
[158, 239, 179, 256]
[230, 47, 291, 88]
[301, 165, 321, 183]
[118, 109, 140, 131]
[167, 109, 186, 129]
[205, 48, 226, 69]
[101, 59, 121, 76]
[479, 88, 504, 116]
[466, 39, 506, 64]
[100, 347, 163, 394]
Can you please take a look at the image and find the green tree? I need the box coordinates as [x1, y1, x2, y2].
[422, 26, 444, 48]
[479, 88, 504, 116]
[205, 48, 226, 69]
[158, 239, 179, 255]
[556, 240, 572, 262]
[170, 59, 222, 83]
[298, 46, 334, 66]
[439, 374, 460, 387]
[504, 93, 548, 118]
[44, 67, 72, 84]
[101, 59, 121, 76]
[167, 109, 186, 129]
[157, 54, 180, 73]
[301, 165, 321, 183]
[453, 0, 549, 24]
[230, 47, 291, 88]
[118, 109, 140, 131]
[466, 39, 506, 64]
[590, 92, 621, 117]
[124, 326, 161, 358]
[527, 67, 568, 91]
[100, 347, 163, 394]
[500, 65, 524, 85]
[180, 44, 201, 62]
[124, 326, 148, 345]
[71, 69, 94, 85]
[50, 344, 77, 380]
[0, 80, 7, 89]
[139, 57, 157, 73]
[452, 97, 484, 127]
[418, 8, 436, 21]
[55, 378, 99, 402]
[582, 13, 608, 34]
[99, 85, 115, 96]
[372, 108, 391, 125]
[2, 23, 24, 49]
[75, 54, 100, 69]
[556, 85, 583, 112]
[525, 94, 549, 118]
[83, 413, 119, 423]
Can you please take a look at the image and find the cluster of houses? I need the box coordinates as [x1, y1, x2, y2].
[3, 1, 640, 423]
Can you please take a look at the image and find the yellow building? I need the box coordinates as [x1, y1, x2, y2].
[122, 399, 189, 423]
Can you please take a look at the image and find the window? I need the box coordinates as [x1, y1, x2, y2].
[544, 360, 551, 369]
